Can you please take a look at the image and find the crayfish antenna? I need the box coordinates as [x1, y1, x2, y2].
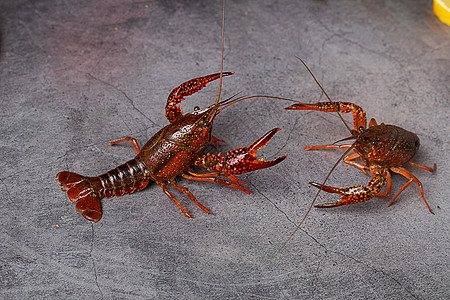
[218, 95, 301, 113]
[273, 58, 358, 257]
[332, 134, 358, 145]
[214, 0, 226, 107]
[294, 57, 353, 134]
[273, 145, 354, 258]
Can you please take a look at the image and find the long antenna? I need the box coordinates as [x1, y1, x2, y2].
[215, 0, 226, 105]
[218, 95, 301, 112]
[273, 146, 353, 257]
[274, 58, 356, 256]
[295, 56, 353, 134]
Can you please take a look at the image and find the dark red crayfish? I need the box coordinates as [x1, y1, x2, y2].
[57, 72, 286, 222]
[283, 58, 436, 214]
[275, 59, 436, 255]
[286, 101, 436, 213]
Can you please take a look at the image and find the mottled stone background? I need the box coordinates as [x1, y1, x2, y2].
[1, 0, 449, 299]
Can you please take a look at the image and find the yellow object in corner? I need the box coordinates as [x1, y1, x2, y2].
[434, 0, 450, 25]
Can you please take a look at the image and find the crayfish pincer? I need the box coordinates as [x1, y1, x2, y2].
[285, 101, 436, 214]
[57, 73, 286, 222]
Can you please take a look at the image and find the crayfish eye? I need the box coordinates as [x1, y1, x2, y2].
[192, 106, 201, 115]
[371, 140, 378, 146]
[358, 126, 365, 132]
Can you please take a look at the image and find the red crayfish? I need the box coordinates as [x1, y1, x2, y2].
[57, 72, 286, 222]
[285, 59, 436, 214]
[56, 3, 286, 222]
[275, 58, 436, 254]
[286, 102, 436, 213]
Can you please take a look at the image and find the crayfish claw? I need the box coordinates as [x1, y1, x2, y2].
[314, 202, 342, 208]
[236, 128, 287, 174]
[165, 72, 234, 123]
[196, 128, 286, 175]
[310, 182, 353, 208]
[284, 103, 315, 110]
[310, 178, 385, 208]
[248, 128, 280, 155]
[309, 182, 343, 194]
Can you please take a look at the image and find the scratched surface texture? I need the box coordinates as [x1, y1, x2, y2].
[1, 0, 449, 299]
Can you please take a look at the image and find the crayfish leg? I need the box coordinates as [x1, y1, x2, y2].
[389, 166, 434, 214]
[368, 118, 378, 127]
[407, 161, 436, 173]
[158, 181, 194, 218]
[343, 153, 370, 176]
[211, 136, 225, 148]
[186, 169, 247, 185]
[169, 178, 214, 215]
[182, 171, 252, 195]
[305, 146, 369, 176]
[304, 144, 353, 151]
[110, 136, 141, 154]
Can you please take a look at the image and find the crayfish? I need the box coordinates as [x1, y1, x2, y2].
[56, 3, 286, 222]
[275, 59, 436, 254]
[286, 101, 436, 213]
[285, 59, 436, 214]
[56, 73, 286, 222]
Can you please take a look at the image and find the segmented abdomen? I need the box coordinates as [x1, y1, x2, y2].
[99, 158, 150, 198]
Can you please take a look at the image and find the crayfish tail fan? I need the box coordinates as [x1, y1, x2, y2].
[56, 171, 103, 222]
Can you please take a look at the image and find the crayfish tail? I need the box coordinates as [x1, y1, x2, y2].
[56, 159, 150, 222]
[56, 171, 103, 222]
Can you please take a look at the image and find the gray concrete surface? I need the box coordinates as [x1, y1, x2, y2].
[1, 0, 449, 299]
